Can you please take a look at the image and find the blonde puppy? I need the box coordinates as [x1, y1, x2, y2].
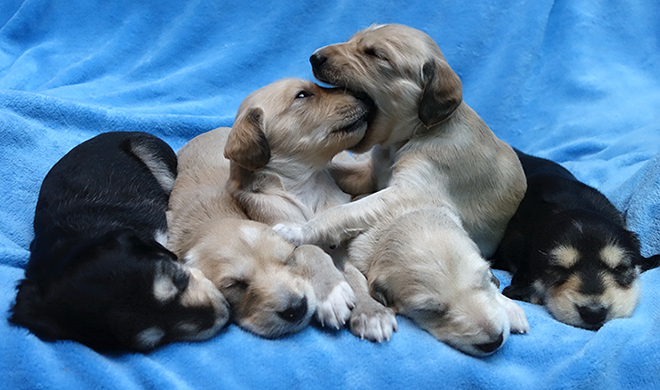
[167, 125, 354, 338]
[274, 24, 529, 355]
[223, 78, 397, 342]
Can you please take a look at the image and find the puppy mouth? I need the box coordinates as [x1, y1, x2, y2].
[331, 107, 373, 135]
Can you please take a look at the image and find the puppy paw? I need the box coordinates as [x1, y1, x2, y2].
[273, 223, 306, 246]
[315, 282, 356, 329]
[349, 302, 398, 342]
[501, 295, 530, 334]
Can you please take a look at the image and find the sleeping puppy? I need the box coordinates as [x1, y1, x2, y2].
[9, 132, 229, 352]
[222, 78, 397, 342]
[274, 24, 529, 355]
[167, 122, 355, 338]
[369, 207, 528, 356]
[491, 149, 660, 330]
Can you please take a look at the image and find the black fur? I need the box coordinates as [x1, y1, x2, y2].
[9, 132, 225, 351]
[491, 148, 660, 328]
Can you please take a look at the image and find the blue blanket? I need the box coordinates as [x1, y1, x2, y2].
[2, 1, 659, 389]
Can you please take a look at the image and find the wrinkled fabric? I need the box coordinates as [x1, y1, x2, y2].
[1, 1, 659, 389]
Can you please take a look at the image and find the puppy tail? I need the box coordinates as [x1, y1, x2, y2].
[9, 279, 66, 341]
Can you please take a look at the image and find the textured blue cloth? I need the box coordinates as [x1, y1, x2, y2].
[1, 1, 659, 389]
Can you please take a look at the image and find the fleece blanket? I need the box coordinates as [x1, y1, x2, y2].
[1, 0, 659, 389]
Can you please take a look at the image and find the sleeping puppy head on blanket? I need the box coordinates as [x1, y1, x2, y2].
[10, 132, 229, 352]
[492, 149, 660, 330]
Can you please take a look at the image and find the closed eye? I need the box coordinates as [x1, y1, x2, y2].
[363, 47, 388, 61]
[222, 278, 249, 291]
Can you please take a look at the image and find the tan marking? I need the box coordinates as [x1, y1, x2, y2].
[550, 245, 580, 268]
[153, 275, 178, 303]
[600, 245, 626, 269]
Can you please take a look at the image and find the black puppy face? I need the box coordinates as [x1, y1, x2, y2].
[11, 231, 229, 351]
[529, 214, 641, 330]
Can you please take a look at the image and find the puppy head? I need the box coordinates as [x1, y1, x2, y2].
[183, 218, 317, 338]
[10, 230, 229, 351]
[224, 78, 373, 171]
[368, 209, 526, 356]
[530, 211, 644, 329]
[310, 24, 462, 152]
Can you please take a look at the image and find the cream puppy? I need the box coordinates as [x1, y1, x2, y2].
[223, 78, 397, 342]
[167, 125, 353, 338]
[274, 24, 529, 354]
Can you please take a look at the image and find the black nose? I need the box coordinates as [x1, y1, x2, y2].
[475, 332, 504, 354]
[277, 296, 308, 323]
[310, 52, 327, 70]
[577, 305, 607, 327]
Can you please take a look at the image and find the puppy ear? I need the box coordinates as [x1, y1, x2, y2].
[637, 254, 660, 272]
[224, 108, 271, 171]
[369, 275, 393, 308]
[418, 59, 462, 128]
[9, 279, 69, 341]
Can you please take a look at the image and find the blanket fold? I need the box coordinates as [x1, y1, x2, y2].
[1, 1, 659, 389]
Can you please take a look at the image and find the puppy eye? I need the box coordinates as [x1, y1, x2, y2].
[223, 278, 249, 290]
[295, 90, 313, 99]
[363, 47, 388, 61]
[411, 305, 448, 320]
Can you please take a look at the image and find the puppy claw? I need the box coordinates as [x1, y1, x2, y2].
[349, 307, 397, 343]
[315, 282, 356, 329]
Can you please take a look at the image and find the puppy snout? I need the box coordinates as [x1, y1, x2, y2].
[277, 296, 308, 323]
[310, 51, 327, 70]
[577, 304, 607, 328]
[475, 332, 504, 354]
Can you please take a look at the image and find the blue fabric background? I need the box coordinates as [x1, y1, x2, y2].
[1, 1, 659, 389]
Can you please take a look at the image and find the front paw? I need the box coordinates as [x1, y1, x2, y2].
[499, 294, 530, 334]
[273, 223, 306, 246]
[315, 282, 356, 329]
[349, 300, 398, 342]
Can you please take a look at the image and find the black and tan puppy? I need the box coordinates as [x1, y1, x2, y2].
[492, 149, 660, 329]
[10, 132, 229, 351]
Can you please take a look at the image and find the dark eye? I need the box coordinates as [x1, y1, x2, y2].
[547, 266, 571, 286]
[223, 278, 248, 291]
[295, 90, 313, 99]
[364, 47, 387, 61]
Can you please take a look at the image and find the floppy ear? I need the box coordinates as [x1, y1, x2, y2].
[9, 279, 69, 341]
[637, 254, 660, 272]
[418, 59, 463, 128]
[224, 108, 271, 171]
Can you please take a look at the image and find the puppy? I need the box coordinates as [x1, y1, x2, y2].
[222, 78, 398, 342]
[274, 24, 529, 355]
[10, 132, 229, 352]
[491, 149, 660, 329]
[167, 120, 354, 338]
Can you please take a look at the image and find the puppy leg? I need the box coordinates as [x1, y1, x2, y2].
[329, 155, 377, 197]
[274, 185, 410, 247]
[344, 263, 397, 342]
[292, 245, 355, 329]
[496, 294, 529, 334]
